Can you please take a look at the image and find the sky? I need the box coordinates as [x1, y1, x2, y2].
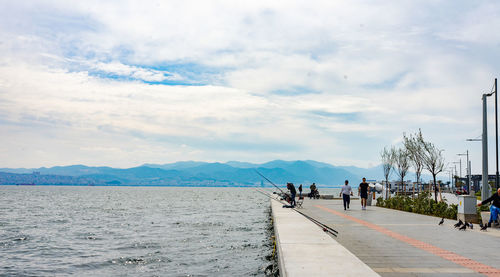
[1, 1, 500, 175]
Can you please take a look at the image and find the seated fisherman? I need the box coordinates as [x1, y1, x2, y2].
[477, 188, 500, 227]
[287, 182, 296, 207]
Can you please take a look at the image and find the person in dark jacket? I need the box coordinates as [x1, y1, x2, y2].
[287, 183, 296, 207]
[298, 184, 303, 198]
[477, 188, 500, 227]
[358, 178, 369, 210]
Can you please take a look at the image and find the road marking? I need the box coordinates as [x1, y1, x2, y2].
[315, 204, 500, 277]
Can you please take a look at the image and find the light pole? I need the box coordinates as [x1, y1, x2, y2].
[445, 169, 452, 191]
[452, 161, 460, 176]
[466, 138, 481, 195]
[452, 162, 460, 192]
[494, 78, 498, 190]
[483, 92, 494, 201]
[449, 166, 455, 190]
[459, 158, 462, 179]
[457, 151, 469, 194]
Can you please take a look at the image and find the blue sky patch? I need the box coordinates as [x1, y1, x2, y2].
[271, 86, 321, 96]
[309, 111, 360, 122]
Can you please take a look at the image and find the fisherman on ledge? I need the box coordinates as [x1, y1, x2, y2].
[287, 182, 297, 207]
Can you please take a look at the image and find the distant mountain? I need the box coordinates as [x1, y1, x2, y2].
[225, 161, 258, 168]
[0, 168, 33, 174]
[303, 160, 336, 169]
[1, 160, 432, 187]
[142, 161, 209, 170]
[336, 165, 384, 180]
[0, 165, 115, 176]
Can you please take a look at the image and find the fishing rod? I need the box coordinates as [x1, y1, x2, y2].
[254, 187, 281, 201]
[254, 169, 289, 196]
[254, 169, 339, 235]
[293, 207, 338, 235]
[254, 188, 338, 237]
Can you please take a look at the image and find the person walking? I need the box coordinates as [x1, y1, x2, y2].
[298, 184, 303, 198]
[340, 180, 353, 210]
[358, 177, 369, 210]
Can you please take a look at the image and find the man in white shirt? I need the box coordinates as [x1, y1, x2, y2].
[340, 180, 353, 210]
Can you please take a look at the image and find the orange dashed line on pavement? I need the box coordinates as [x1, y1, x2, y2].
[315, 205, 500, 277]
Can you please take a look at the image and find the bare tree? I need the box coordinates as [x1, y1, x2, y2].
[394, 147, 410, 195]
[418, 133, 446, 202]
[380, 146, 395, 199]
[403, 130, 425, 197]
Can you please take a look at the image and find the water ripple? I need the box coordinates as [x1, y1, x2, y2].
[0, 186, 271, 276]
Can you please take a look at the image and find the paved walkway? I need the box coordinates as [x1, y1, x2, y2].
[298, 199, 500, 277]
[271, 199, 379, 277]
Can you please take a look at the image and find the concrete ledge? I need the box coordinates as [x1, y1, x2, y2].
[271, 199, 380, 277]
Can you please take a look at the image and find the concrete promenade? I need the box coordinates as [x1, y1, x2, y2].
[271, 198, 380, 277]
[297, 198, 500, 277]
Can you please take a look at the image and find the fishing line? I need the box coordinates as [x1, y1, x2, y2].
[254, 170, 289, 197]
[254, 187, 338, 237]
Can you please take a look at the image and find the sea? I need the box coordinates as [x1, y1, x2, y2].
[0, 186, 276, 276]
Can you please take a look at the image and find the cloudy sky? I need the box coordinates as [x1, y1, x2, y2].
[1, 1, 500, 173]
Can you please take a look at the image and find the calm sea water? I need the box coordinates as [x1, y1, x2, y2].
[0, 186, 273, 276]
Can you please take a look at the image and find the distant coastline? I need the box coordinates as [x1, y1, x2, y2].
[2, 183, 343, 188]
[0, 159, 434, 187]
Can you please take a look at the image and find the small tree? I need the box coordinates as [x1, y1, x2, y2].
[394, 147, 410, 194]
[418, 133, 446, 203]
[403, 130, 425, 197]
[381, 146, 395, 199]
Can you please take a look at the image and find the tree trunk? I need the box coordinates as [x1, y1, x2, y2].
[433, 174, 438, 203]
[385, 178, 388, 199]
[416, 174, 420, 197]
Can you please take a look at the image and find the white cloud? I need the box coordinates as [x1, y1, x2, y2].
[0, 1, 499, 172]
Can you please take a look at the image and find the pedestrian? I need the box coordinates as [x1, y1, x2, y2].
[477, 188, 500, 227]
[298, 184, 303, 198]
[358, 177, 369, 210]
[287, 182, 297, 207]
[340, 180, 353, 210]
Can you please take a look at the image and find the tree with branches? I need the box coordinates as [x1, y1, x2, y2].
[380, 146, 395, 199]
[418, 133, 446, 202]
[403, 130, 425, 197]
[394, 147, 410, 195]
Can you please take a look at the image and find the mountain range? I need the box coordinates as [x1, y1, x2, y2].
[0, 160, 425, 187]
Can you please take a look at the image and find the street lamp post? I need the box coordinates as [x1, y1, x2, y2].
[495, 78, 498, 190]
[483, 92, 494, 201]
[457, 151, 470, 194]
[459, 158, 462, 179]
[466, 138, 481, 194]
[452, 162, 460, 192]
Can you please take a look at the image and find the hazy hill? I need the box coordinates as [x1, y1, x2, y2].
[0, 160, 393, 187]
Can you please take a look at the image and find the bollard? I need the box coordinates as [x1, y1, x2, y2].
[458, 195, 478, 223]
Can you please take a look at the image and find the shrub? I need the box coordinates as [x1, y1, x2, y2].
[377, 192, 457, 219]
